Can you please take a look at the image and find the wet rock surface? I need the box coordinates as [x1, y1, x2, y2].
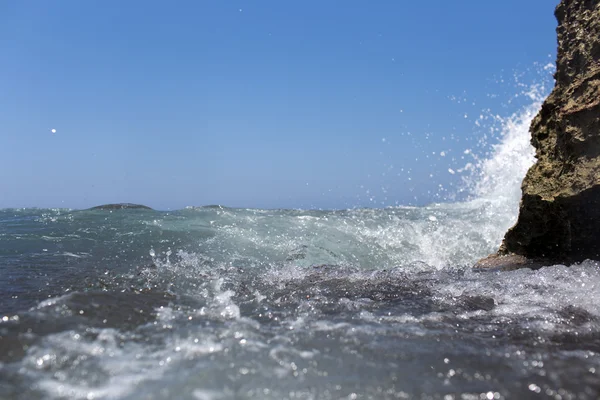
[480, 0, 600, 268]
[473, 253, 550, 272]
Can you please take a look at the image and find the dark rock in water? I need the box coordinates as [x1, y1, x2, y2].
[457, 295, 495, 312]
[89, 203, 153, 210]
[479, 0, 600, 269]
[558, 305, 598, 325]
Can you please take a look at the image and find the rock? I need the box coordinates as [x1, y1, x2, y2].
[478, 0, 600, 269]
[558, 305, 598, 325]
[473, 253, 547, 272]
[457, 295, 496, 312]
[88, 203, 153, 210]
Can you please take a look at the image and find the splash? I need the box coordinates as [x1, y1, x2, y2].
[449, 66, 555, 239]
[470, 83, 550, 203]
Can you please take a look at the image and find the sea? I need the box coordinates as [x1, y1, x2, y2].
[1, 76, 599, 399]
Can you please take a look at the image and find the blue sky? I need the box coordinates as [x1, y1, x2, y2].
[1, 1, 558, 210]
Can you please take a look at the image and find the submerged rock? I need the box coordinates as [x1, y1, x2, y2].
[558, 305, 598, 325]
[457, 295, 496, 312]
[88, 203, 153, 210]
[478, 0, 600, 270]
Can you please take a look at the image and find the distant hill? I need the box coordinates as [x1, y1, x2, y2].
[88, 203, 153, 210]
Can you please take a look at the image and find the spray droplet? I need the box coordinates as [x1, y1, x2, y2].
[51, 129, 56, 134]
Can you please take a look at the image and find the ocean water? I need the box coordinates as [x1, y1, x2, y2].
[2, 82, 600, 399]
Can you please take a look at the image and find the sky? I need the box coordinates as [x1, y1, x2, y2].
[0, 1, 559, 210]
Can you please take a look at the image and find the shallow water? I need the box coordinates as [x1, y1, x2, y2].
[1, 203, 599, 400]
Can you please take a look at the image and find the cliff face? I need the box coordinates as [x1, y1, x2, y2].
[499, 0, 600, 262]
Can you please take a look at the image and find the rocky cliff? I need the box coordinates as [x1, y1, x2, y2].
[479, 0, 600, 269]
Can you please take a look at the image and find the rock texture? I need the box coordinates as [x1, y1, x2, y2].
[479, 0, 600, 268]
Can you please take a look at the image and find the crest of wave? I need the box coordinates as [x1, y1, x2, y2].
[401, 74, 556, 269]
[474, 90, 543, 200]
[464, 76, 554, 220]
